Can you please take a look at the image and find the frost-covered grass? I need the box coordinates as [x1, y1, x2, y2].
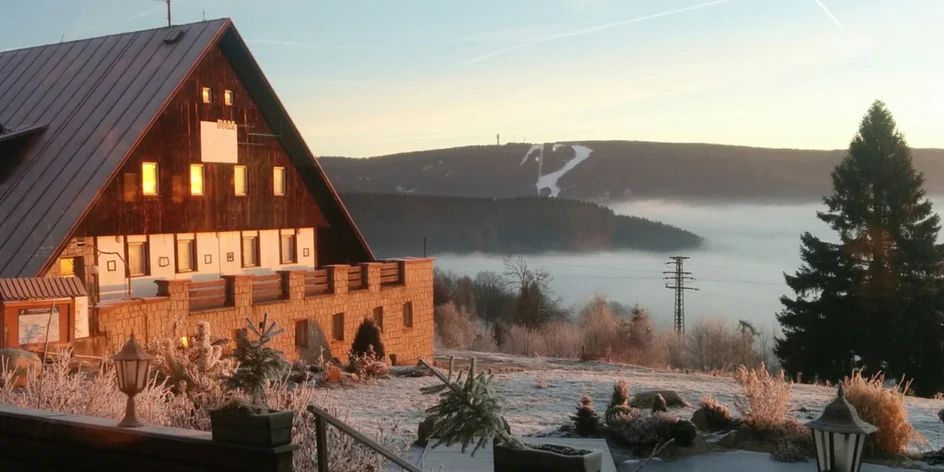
[314, 351, 944, 456]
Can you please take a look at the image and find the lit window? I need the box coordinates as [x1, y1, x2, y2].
[403, 302, 413, 328]
[127, 241, 148, 276]
[280, 233, 296, 264]
[59, 258, 75, 276]
[142, 162, 158, 195]
[190, 164, 204, 195]
[273, 166, 285, 196]
[202, 87, 212, 104]
[234, 165, 247, 196]
[241, 233, 259, 267]
[224, 90, 233, 106]
[176, 236, 196, 273]
[332, 313, 344, 341]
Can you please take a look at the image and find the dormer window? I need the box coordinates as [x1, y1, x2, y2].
[224, 90, 233, 106]
[201, 87, 212, 104]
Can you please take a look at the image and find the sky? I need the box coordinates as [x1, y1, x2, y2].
[2, 0, 942, 157]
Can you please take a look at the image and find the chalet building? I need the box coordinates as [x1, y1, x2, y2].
[0, 19, 433, 362]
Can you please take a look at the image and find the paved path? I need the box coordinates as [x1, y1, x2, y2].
[419, 437, 617, 472]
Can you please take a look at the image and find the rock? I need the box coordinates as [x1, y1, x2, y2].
[630, 390, 686, 409]
[0, 348, 41, 387]
[717, 430, 738, 449]
[417, 416, 438, 447]
[691, 409, 709, 432]
[670, 419, 698, 447]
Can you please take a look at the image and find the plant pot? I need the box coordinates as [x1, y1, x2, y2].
[493, 438, 603, 472]
[209, 408, 295, 448]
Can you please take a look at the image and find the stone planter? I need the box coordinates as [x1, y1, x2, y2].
[209, 407, 294, 448]
[493, 439, 603, 472]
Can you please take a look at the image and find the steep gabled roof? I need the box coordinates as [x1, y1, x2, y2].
[0, 19, 373, 277]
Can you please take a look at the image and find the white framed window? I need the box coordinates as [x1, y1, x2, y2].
[241, 232, 259, 267]
[176, 235, 196, 273]
[273, 166, 285, 196]
[234, 165, 247, 196]
[280, 233, 296, 264]
[127, 241, 148, 277]
[224, 90, 234, 106]
[142, 162, 158, 196]
[202, 87, 212, 104]
[190, 164, 204, 195]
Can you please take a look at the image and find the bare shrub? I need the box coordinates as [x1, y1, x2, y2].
[843, 371, 926, 455]
[687, 317, 757, 371]
[500, 322, 581, 358]
[577, 294, 618, 360]
[295, 402, 407, 472]
[434, 302, 480, 350]
[733, 363, 794, 429]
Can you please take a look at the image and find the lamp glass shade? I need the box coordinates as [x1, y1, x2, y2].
[112, 333, 154, 394]
[807, 384, 876, 472]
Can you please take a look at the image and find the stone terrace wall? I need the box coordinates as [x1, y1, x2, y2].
[96, 259, 434, 364]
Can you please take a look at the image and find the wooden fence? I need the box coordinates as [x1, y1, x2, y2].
[252, 274, 283, 303]
[304, 269, 331, 297]
[189, 280, 227, 312]
[379, 262, 402, 286]
[347, 266, 365, 291]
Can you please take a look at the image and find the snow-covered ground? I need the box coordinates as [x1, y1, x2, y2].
[315, 351, 944, 460]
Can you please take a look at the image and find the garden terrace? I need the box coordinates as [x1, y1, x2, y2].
[94, 259, 433, 364]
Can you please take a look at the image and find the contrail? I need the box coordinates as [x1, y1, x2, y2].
[462, 0, 733, 65]
[814, 0, 844, 29]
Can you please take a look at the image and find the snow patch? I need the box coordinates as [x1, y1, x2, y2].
[396, 185, 415, 194]
[535, 144, 593, 197]
[520, 143, 544, 165]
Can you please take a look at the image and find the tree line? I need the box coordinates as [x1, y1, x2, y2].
[777, 100, 944, 397]
[338, 192, 703, 257]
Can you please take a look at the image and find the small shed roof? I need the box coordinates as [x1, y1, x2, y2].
[0, 277, 87, 301]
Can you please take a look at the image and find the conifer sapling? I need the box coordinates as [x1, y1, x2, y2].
[223, 313, 287, 411]
[571, 394, 601, 436]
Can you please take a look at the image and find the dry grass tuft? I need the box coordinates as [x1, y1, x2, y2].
[842, 371, 926, 456]
[699, 395, 734, 430]
[733, 363, 794, 429]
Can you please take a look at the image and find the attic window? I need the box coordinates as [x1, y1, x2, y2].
[202, 87, 212, 104]
[224, 90, 233, 106]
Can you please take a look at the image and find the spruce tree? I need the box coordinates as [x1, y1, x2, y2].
[776, 100, 944, 395]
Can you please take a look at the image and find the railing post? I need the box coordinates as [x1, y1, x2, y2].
[316, 414, 329, 471]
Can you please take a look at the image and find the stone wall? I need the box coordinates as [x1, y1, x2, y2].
[96, 259, 434, 364]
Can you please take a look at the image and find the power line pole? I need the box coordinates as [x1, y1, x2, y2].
[664, 256, 697, 335]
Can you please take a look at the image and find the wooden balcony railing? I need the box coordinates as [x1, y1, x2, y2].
[188, 280, 227, 311]
[307, 403, 420, 472]
[379, 262, 403, 286]
[252, 274, 283, 303]
[304, 269, 331, 297]
[347, 266, 365, 291]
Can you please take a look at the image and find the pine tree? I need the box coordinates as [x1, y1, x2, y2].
[776, 100, 944, 395]
[224, 313, 287, 409]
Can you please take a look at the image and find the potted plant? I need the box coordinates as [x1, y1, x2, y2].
[209, 313, 293, 448]
[419, 357, 604, 472]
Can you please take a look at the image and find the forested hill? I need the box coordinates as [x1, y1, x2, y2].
[321, 141, 944, 202]
[338, 192, 703, 257]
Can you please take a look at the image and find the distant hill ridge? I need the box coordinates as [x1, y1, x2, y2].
[320, 141, 944, 202]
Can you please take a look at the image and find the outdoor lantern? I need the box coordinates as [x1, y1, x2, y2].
[806, 384, 878, 472]
[112, 332, 154, 428]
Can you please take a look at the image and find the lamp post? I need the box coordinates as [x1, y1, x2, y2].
[806, 384, 878, 472]
[112, 332, 154, 428]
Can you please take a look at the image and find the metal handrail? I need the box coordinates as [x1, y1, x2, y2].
[306, 402, 421, 472]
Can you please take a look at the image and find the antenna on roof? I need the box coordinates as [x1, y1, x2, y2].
[59, 34, 64, 43]
[202, 9, 206, 21]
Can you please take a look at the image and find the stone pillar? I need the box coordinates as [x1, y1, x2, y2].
[362, 262, 382, 293]
[323, 265, 349, 295]
[277, 270, 307, 301]
[223, 275, 254, 307]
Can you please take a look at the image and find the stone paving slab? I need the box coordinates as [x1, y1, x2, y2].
[418, 437, 617, 472]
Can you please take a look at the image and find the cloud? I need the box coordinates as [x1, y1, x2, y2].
[814, 0, 844, 29]
[461, 0, 734, 65]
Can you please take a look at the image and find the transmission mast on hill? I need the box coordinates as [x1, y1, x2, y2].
[664, 256, 698, 334]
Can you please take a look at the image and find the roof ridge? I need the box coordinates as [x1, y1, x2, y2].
[0, 18, 230, 56]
